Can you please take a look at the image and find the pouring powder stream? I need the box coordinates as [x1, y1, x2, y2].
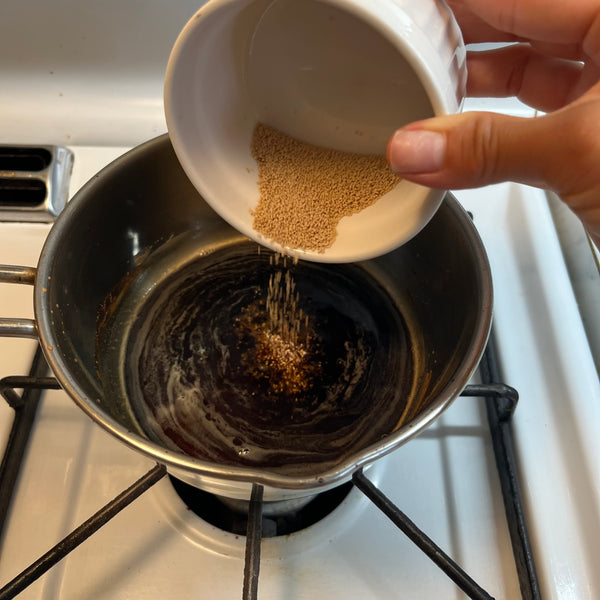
[250, 123, 398, 253]
[237, 252, 321, 397]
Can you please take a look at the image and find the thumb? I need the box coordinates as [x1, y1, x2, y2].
[386, 109, 583, 192]
[386, 102, 600, 243]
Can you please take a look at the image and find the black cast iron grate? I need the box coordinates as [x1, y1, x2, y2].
[0, 331, 541, 600]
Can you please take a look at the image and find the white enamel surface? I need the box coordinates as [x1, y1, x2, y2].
[164, 0, 466, 262]
[459, 183, 600, 600]
[0, 227, 47, 453]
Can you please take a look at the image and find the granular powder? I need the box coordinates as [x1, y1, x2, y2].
[250, 123, 398, 253]
[236, 253, 321, 398]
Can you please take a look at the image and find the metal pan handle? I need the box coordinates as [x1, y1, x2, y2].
[0, 265, 38, 339]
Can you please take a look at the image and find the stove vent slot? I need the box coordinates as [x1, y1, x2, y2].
[0, 147, 52, 172]
[0, 178, 47, 207]
[0, 145, 74, 222]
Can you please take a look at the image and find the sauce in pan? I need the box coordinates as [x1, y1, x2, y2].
[97, 240, 419, 475]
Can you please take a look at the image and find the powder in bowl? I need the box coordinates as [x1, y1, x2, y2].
[250, 123, 399, 253]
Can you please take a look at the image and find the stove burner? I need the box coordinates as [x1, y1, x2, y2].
[168, 476, 353, 537]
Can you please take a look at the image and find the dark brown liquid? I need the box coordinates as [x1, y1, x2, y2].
[101, 242, 416, 474]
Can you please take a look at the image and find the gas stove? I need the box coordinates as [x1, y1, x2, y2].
[1, 2, 600, 599]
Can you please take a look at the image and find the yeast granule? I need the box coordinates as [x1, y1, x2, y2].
[250, 123, 398, 253]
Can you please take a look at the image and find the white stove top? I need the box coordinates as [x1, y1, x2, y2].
[1, 2, 600, 598]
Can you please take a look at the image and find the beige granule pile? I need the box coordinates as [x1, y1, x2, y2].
[250, 123, 398, 253]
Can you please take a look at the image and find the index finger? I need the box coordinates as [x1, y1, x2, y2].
[448, 2, 521, 44]
[448, 0, 600, 50]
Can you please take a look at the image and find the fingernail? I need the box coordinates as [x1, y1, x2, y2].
[388, 129, 446, 174]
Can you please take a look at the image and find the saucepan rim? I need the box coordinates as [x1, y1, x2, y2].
[32, 135, 493, 491]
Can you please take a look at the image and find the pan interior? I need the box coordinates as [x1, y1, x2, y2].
[96, 233, 422, 476]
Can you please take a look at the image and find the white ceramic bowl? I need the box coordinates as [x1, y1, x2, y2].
[165, 0, 466, 263]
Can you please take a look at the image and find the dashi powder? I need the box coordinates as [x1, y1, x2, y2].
[250, 123, 398, 253]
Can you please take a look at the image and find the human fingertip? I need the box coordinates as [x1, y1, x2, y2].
[387, 128, 446, 175]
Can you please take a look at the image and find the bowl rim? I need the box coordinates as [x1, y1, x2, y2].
[163, 0, 466, 263]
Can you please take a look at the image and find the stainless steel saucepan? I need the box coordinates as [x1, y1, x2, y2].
[0, 135, 492, 501]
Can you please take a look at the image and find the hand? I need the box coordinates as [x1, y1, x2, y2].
[386, 0, 600, 245]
